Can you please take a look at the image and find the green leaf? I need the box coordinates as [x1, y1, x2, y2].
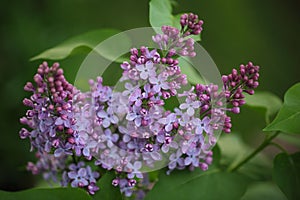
[94, 171, 122, 200]
[178, 57, 206, 85]
[30, 29, 127, 63]
[273, 152, 300, 200]
[244, 91, 282, 124]
[264, 83, 300, 133]
[144, 169, 250, 200]
[149, 0, 173, 29]
[241, 182, 287, 200]
[212, 144, 221, 167]
[0, 188, 92, 200]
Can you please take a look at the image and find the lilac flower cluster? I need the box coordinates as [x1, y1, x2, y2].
[19, 62, 100, 194]
[19, 13, 260, 198]
[180, 13, 204, 36]
[152, 13, 204, 57]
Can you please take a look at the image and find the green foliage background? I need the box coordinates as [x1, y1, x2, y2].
[0, 0, 299, 197]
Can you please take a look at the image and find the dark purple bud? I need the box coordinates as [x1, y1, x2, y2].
[56, 68, 64, 76]
[244, 89, 254, 95]
[141, 119, 149, 126]
[224, 128, 231, 133]
[112, 179, 119, 187]
[19, 128, 30, 139]
[23, 98, 33, 107]
[173, 122, 179, 129]
[52, 139, 60, 147]
[161, 57, 167, 64]
[239, 99, 246, 105]
[231, 107, 240, 114]
[140, 46, 147, 54]
[130, 55, 137, 62]
[162, 91, 171, 99]
[167, 49, 176, 57]
[24, 82, 35, 91]
[200, 163, 208, 171]
[140, 108, 148, 116]
[130, 48, 138, 55]
[145, 143, 153, 152]
[165, 136, 172, 145]
[66, 128, 74, 134]
[26, 110, 34, 118]
[128, 179, 136, 187]
[205, 157, 213, 165]
[207, 151, 213, 157]
[20, 117, 28, 125]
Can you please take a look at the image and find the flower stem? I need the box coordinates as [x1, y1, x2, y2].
[230, 131, 280, 172]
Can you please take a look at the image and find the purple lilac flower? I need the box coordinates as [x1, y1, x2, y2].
[67, 162, 99, 193]
[97, 107, 119, 128]
[68, 167, 89, 187]
[149, 72, 170, 93]
[127, 161, 143, 179]
[136, 61, 156, 80]
[158, 113, 177, 132]
[126, 105, 143, 127]
[179, 97, 201, 116]
[128, 88, 143, 106]
[122, 82, 140, 97]
[161, 136, 178, 153]
[192, 117, 211, 135]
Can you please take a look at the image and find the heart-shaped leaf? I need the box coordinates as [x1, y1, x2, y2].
[30, 29, 128, 63]
[273, 152, 300, 199]
[94, 171, 122, 200]
[145, 168, 250, 200]
[241, 182, 287, 200]
[264, 83, 300, 134]
[149, 0, 173, 29]
[244, 91, 282, 124]
[178, 57, 206, 85]
[0, 187, 92, 200]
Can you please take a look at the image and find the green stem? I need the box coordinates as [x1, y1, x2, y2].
[230, 131, 280, 172]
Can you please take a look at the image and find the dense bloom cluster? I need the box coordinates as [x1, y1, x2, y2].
[20, 13, 259, 198]
[20, 62, 100, 194]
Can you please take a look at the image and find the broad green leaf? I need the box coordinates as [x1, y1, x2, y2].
[212, 144, 221, 167]
[149, 0, 173, 29]
[145, 169, 250, 200]
[244, 91, 282, 124]
[0, 188, 92, 200]
[241, 182, 287, 200]
[273, 152, 300, 200]
[94, 171, 122, 200]
[178, 57, 206, 85]
[30, 29, 127, 63]
[264, 83, 300, 133]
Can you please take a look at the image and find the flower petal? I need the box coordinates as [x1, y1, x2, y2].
[187, 107, 195, 116]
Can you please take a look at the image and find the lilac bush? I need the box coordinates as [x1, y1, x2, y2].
[19, 13, 259, 198]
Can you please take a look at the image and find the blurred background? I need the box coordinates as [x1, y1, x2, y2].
[0, 0, 299, 192]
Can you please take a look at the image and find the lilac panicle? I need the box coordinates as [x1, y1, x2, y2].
[19, 12, 260, 198]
